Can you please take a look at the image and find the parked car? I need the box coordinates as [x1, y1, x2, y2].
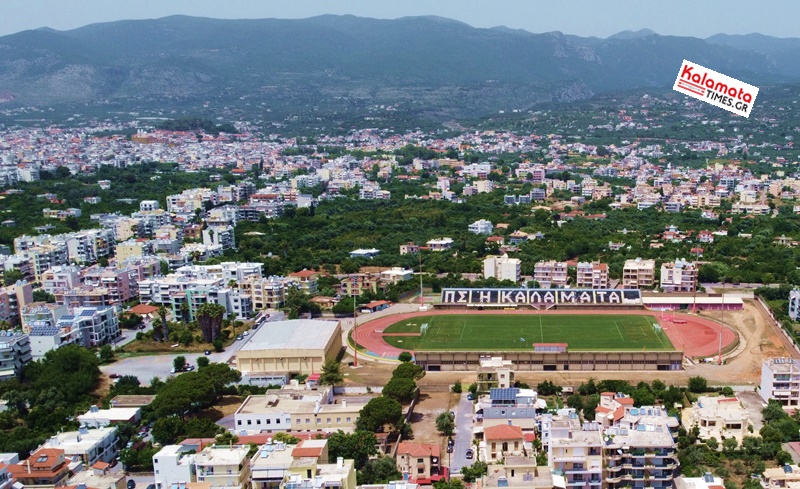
[170, 368, 176, 374]
[185, 365, 195, 371]
[236, 335, 244, 340]
[446, 445, 453, 453]
[204, 350, 211, 355]
[243, 331, 249, 336]
[127, 480, 136, 489]
[467, 393, 474, 401]
[465, 449, 474, 459]
[109, 373, 122, 379]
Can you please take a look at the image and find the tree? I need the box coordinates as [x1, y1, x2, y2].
[537, 380, 561, 396]
[383, 377, 416, 404]
[436, 411, 455, 437]
[99, 345, 115, 364]
[461, 461, 488, 482]
[392, 362, 425, 380]
[32, 290, 55, 303]
[468, 383, 478, 395]
[566, 394, 584, 411]
[273, 432, 301, 444]
[722, 437, 739, 454]
[688, 376, 708, 393]
[197, 356, 210, 368]
[435, 478, 466, 489]
[152, 416, 185, 445]
[763, 399, 787, 423]
[2, 270, 22, 286]
[398, 352, 413, 363]
[157, 306, 170, 342]
[320, 359, 344, 386]
[356, 397, 403, 432]
[173, 356, 187, 372]
[215, 431, 239, 445]
[357, 457, 402, 485]
[452, 381, 462, 394]
[327, 430, 378, 469]
[197, 303, 226, 342]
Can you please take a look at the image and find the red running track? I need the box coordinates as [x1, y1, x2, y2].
[351, 309, 737, 359]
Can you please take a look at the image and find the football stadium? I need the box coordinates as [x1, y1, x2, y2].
[351, 287, 739, 371]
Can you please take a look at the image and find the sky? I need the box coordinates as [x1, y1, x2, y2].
[1, 0, 798, 39]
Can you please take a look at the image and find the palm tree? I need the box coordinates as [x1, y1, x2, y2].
[157, 305, 169, 342]
[180, 302, 190, 324]
[196, 303, 226, 343]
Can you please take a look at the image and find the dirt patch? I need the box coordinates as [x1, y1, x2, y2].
[408, 391, 458, 446]
[93, 375, 112, 400]
[194, 395, 245, 422]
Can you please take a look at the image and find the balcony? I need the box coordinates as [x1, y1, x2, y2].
[554, 456, 587, 463]
[606, 476, 622, 484]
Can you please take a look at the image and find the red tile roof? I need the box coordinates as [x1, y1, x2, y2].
[397, 442, 440, 458]
[484, 424, 524, 441]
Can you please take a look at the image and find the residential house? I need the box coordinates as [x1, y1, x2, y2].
[8, 448, 72, 488]
[483, 424, 525, 463]
[469, 219, 494, 235]
[682, 396, 750, 444]
[41, 426, 119, 465]
[195, 445, 252, 489]
[153, 445, 197, 489]
[396, 443, 443, 484]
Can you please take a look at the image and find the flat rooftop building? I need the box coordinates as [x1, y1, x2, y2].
[237, 320, 342, 376]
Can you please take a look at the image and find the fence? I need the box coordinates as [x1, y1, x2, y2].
[756, 296, 800, 356]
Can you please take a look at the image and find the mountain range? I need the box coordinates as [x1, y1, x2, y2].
[1, 15, 799, 116]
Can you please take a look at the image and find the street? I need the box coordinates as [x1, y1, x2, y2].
[100, 315, 279, 384]
[449, 393, 474, 475]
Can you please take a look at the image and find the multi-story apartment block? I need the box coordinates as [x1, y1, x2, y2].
[240, 276, 287, 310]
[603, 411, 678, 489]
[153, 445, 197, 489]
[234, 388, 367, 435]
[41, 265, 82, 295]
[425, 238, 453, 251]
[0, 333, 32, 381]
[21, 302, 68, 332]
[0, 281, 33, 326]
[29, 321, 82, 360]
[533, 260, 568, 288]
[166, 188, 219, 214]
[195, 445, 252, 489]
[41, 426, 119, 466]
[546, 413, 604, 489]
[82, 267, 137, 304]
[396, 443, 442, 484]
[288, 269, 319, 294]
[140, 200, 160, 212]
[280, 456, 355, 489]
[250, 441, 298, 489]
[481, 387, 538, 431]
[576, 262, 609, 289]
[789, 290, 800, 321]
[660, 259, 697, 293]
[484, 254, 521, 283]
[476, 357, 515, 391]
[623, 258, 656, 289]
[469, 219, 494, 235]
[399, 242, 420, 255]
[138, 274, 223, 305]
[682, 396, 750, 443]
[26, 245, 70, 282]
[182, 286, 253, 320]
[55, 307, 120, 348]
[760, 357, 800, 406]
[340, 274, 380, 297]
[203, 226, 236, 251]
[58, 286, 116, 309]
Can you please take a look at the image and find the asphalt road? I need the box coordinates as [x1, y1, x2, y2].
[449, 393, 474, 475]
[100, 314, 283, 385]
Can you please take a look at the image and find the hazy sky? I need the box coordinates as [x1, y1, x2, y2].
[1, 0, 798, 39]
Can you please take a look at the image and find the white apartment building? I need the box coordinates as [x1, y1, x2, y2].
[682, 396, 750, 443]
[203, 226, 236, 251]
[28, 322, 81, 360]
[379, 268, 414, 284]
[545, 413, 604, 489]
[195, 445, 252, 489]
[790, 289, 800, 321]
[41, 426, 119, 466]
[603, 411, 678, 489]
[468, 219, 494, 235]
[140, 200, 160, 212]
[660, 259, 697, 293]
[153, 445, 196, 489]
[483, 254, 521, 283]
[425, 238, 453, 251]
[55, 307, 120, 348]
[623, 258, 656, 289]
[533, 260, 568, 288]
[760, 357, 800, 406]
[0, 333, 32, 381]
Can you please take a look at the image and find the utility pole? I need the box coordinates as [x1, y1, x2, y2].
[353, 276, 358, 368]
[719, 277, 725, 365]
[419, 251, 425, 309]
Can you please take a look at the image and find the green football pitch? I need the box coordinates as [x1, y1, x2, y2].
[381, 314, 674, 351]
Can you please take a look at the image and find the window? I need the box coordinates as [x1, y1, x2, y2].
[154, 460, 158, 464]
[418, 468, 425, 474]
[266, 419, 271, 424]
[337, 418, 341, 423]
[257, 420, 261, 425]
[306, 418, 310, 424]
[247, 420, 252, 425]
[237, 420, 242, 426]
[346, 417, 351, 422]
[317, 418, 321, 424]
[418, 458, 424, 463]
